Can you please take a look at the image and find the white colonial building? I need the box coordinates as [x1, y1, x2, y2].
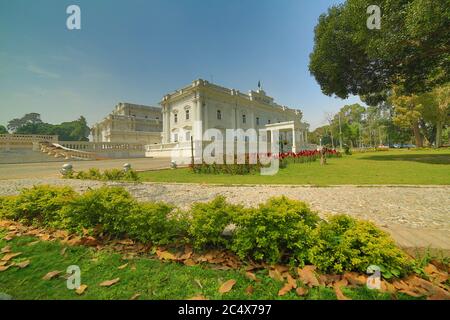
[146, 79, 309, 158]
[91, 103, 162, 145]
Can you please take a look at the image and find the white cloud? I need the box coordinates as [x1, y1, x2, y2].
[26, 64, 60, 79]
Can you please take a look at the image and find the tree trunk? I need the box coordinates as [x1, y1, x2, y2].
[435, 120, 443, 148]
[412, 122, 423, 147]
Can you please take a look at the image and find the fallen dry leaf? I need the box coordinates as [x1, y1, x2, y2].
[183, 259, 196, 267]
[297, 265, 319, 287]
[75, 284, 88, 295]
[245, 285, 254, 295]
[296, 287, 309, 296]
[286, 273, 297, 289]
[245, 272, 259, 282]
[39, 234, 51, 241]
[15, 260, 30, 269]
[0, 265, 10, 272]
[1, 252, 22, 262]
[1, 246, 11, 253]
[219, 279, 236, 294]
[278, 282, 294, 296]
[42, 270, 62, 280]
[268, 269, 284, 282]
[60, 247, 67, 256]
[27, 240, 40, 246]
[99, 278, 120, 287]
[343, 272, 367, 286]
[424, 263, 439, 276]
[130, 293, 141, 300]
[0, 261, 7, 266]
[156, 250, 177, 261]
[334, 283, 351, 300]
[118, 263, 129, 270]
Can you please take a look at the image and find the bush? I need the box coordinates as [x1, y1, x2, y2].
[63, 168, 140, 182]
[62, 186, 137, 236]
[6, 185, 77, 228]
[188, 196, 242, 249]
[0, 195, 18, 220]
[310, 215, 412, 275]
[232, 196, 320, 265]
[126, 202, 187, 245]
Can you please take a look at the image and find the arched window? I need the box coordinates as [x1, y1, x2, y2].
[256, 117, 260, 125]
[185, 109, 190, 120]
[242, 114, 246, 124]
[174, 113, 178, 123]
[217, 110, 222, 120]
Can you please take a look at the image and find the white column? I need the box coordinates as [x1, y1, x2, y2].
[292, 128, 296, 153]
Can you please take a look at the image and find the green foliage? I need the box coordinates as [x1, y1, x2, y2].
[126, 203, 188, 245]
[62, 187, 137, 236]
[309, 0, 450, 103]
[0, 125, 8, 134]
[232, 196, 320, 265]
[188, 196, 241, 249]
[64, 168, 140, 182]
[6, 185, 77, 228]
[0, 195, 18, 219]
[9, 113, 90, 141]
[310, 215, 412, 275]
[191, 162, 261, 175]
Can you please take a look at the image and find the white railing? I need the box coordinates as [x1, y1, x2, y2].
[58, 141, 145, 152]
[0, 134, 58, 143]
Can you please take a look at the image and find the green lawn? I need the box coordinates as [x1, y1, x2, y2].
[140, 149, 450, 185]
[0, 231, 415, 300]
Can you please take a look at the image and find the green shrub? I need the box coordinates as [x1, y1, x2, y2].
[65, 168, 140, 182]
[310, 215, 412, 275]
[62, 186, 137, 235]
[232, 196, 320, 264]
[188, 196, 242, 249]
[0, 195, 18, 219]
[126, 202, 188, 245]
[7, 185, 77, 228]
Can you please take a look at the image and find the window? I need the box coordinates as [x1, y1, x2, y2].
[185, 131, 191, 141]
[217, 110, 222, 120]
[242, 114, 246, 124]
[185, 109, 190, 120]
[268, 119, 271, 124]
[256, 117, 260, 125]
[174, 133, 178, 142]
[174, 113, 178, 123]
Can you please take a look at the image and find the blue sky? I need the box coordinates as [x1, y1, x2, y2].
[0, 0, 364, 130]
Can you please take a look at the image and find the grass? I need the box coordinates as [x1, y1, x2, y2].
[0, 230, 418, 300]
[139, 149, 450, 185]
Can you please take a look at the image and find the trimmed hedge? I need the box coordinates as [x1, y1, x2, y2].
[0, 185, 412, 275]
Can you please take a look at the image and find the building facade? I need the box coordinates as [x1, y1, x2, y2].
[152, 79, 308, 156]
[91, 103, 162, 145]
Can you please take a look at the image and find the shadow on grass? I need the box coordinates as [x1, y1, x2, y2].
[359, 153, 450, 165]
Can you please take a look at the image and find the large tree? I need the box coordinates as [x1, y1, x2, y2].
[309, 0, 450, 105]
[7, 113, 42, 132]
[9, 114, 90, 141]
[0, 125, 8, 134]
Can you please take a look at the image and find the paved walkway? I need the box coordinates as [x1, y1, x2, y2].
[0, 178, 448, 255]
[0, 157, 171, 180]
